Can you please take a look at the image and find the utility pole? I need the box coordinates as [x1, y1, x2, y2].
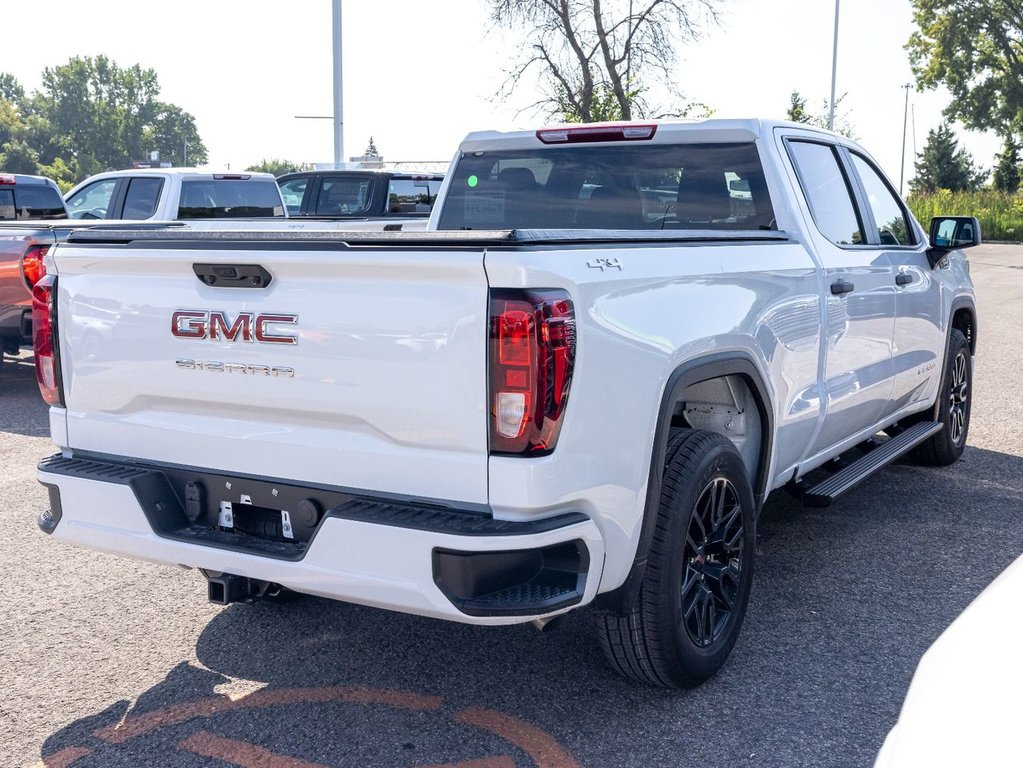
[900, 83, 911, 195]
[829, 0, 840, 131]
[332, 0, 344, 169]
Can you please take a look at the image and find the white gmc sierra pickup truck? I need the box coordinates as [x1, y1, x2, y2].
[33, 119, 980, 688]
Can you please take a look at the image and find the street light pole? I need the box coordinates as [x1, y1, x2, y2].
[829, 0, 840, 131]
[900, 83, 912, 196]
[332, 0, 344, 169]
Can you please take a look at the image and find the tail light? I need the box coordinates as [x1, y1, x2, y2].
[32, 274, 63, 406]
[21, 244, 49, 290]
[489, 289, 575, 455]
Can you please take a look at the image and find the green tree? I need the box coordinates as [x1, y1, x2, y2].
[786, 91, 808, 123]
[144, 103, 206, 167]
[489, 0, 718, 122]
[911, 123, 986, 193]
[245, 159, 311, 176]
[784, 90, 857, 139]
[0, 138, 40, 175]
[363, 137, 380, 157]
[907, 0, 1023, 140]
[0, 73, 24, 103]
[16, 55, 208, 180]
[992, 137, 1021, 192]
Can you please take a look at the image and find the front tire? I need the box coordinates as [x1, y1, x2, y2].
[913, 328, 972, 466]
[594, 429, 756, 688]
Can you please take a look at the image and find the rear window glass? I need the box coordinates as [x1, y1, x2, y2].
[387, 178, 441, 214]
[437, 142, 775, 231]
[178, 179, 284, 219]
[1, 184, 66, 219]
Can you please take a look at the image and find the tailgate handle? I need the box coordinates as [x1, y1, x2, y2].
[193, 263, 272, 289]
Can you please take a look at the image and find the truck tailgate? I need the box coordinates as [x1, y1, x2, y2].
[52, 241, 489, 504]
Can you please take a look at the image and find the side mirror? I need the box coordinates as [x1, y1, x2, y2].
[927, 216, 981, 267]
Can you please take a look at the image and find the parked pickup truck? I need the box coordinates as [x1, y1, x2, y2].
[33, 119, 980, 688]
[277, 169, 443, 224]
[65, 168, 286, 221]
[0, 173, 67, 221]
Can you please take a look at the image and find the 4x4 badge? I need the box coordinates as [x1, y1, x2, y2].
[587, 257, 623, 271]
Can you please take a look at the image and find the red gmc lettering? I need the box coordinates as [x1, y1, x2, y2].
[171, 310, 208, 339]
[255, 314, 299, 345]
[171, 311, 298, 344]
[209, 312, 253, 342]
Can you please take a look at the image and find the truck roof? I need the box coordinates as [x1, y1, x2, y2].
[0, 172, 62, 188]
[277, 169, 444, 180]
[71, 168, 278, 180]
[459, 118, 840, 151]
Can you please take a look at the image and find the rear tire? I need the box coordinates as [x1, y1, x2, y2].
[594, 429, 756, 688]
[912, 329, 971, 466]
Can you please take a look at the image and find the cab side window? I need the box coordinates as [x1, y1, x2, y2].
[278, 177, 309, 216]
[787, 140, 864, 246]
[67, 179, 118, 220]
[122, 178, 163, 219]
[850, 154, 915, 246]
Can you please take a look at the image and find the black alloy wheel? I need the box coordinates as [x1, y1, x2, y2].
[681, 476, 745, 648]
[913, 328, 972, 466]
[948, 346, 969, 447]
[594, 429, 756, 688]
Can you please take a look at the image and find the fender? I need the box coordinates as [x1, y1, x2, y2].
[596, 352, 775, 615]
[948, 295, 978, 355]
[928, 295, 977, 422]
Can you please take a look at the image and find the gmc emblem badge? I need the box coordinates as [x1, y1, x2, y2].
[171, 310, 299, 345]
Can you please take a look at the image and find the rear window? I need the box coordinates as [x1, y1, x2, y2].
[437, 142, 775, 231]
[0, 184, 65, 220]
[387, 178, 442, 215]
[178, 179, 284, 219]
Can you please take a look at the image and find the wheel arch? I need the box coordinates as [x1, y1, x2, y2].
[595, 352, 775, 615]
[950, 296, 977, 355]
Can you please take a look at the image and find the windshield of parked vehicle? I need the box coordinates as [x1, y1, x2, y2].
[437, 142, 775, 231]
[178, 179, 284, 218]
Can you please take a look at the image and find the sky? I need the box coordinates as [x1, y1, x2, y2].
[1, 0, 1002, 187]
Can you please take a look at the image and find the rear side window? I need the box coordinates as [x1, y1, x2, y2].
[786, 141, 864, 246]
[178, 179, 284, 218]
[122, 178, 164, 219]
[10, 185, 65, 219]
[315, 177, 373, 216]
[387, 178, 440, 214]
[437, 142, 775, 231]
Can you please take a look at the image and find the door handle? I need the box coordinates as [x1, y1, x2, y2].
[830, 279, 855, 296]
[193, 263, 272, 288]
[895, 273, 914, 286]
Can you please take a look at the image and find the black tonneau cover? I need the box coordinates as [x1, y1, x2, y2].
[66, 227, 789, 249]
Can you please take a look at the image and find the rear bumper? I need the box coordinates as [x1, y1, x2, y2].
[37, 454, 604, 625]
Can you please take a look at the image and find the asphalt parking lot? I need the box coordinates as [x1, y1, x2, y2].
[3, 243, 1022, 768]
